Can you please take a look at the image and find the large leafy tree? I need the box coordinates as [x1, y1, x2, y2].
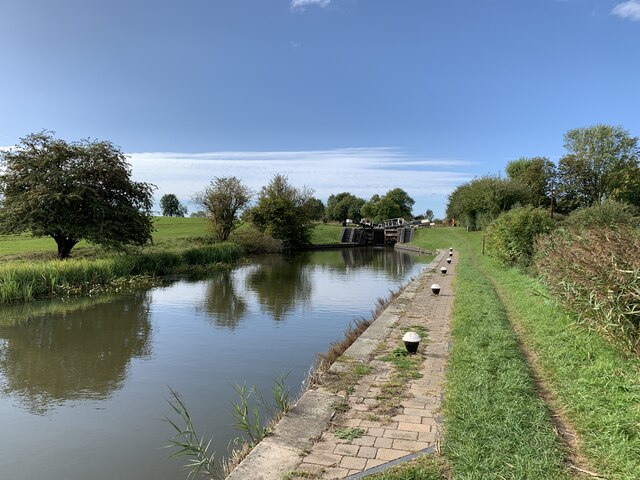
[505, 157, 556, 208]
[326, 192, 366, 223]
[446, 176, 531, 229]
[0, 131, 155, 259]
[248, 174, 315, 249]
[304, 197, 326, 221]
[160, 193, 187, 217]
[361, 188, 415, 223]
[194, 176, 252, 242]
[557, 124, 640, 211]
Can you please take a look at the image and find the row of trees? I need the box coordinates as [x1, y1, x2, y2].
[325, 188, 415, 224]
[0, 131, 425, 258]
[164, 186, 419, 228]
[446, 124, 640, 228]
[193, 181, 419, 248]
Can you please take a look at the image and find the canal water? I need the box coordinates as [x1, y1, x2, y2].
[0, 248, 427, 480]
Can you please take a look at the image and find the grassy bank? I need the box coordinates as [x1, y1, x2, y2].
[309, 222, 344, 244]
[404, 228, 639, 479]
[0, 243, 243, 304]
[0, 219, 347, 304]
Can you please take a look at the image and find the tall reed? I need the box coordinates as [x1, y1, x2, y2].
[0, 243, 244, 304]
[535, 227, 640, 354]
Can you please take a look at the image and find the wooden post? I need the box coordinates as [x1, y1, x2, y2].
[482, 236, 485, 256]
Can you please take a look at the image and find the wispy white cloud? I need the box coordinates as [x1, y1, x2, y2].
[291, 0, 331, 11]
[127, 147, 476, 216]
[612, 1, 640, 21]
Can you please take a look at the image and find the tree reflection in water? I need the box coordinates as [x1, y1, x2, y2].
[246, 254, 313, 322]
[0, 292, 152, 415]
[198, 270, 247, 329]
[337, 248, 416, 279]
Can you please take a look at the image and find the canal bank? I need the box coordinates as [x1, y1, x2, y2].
[227, 248, 456, 479]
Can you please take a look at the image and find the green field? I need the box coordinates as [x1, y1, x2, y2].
[0, 216, 210, 261]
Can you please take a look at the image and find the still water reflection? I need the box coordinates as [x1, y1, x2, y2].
[0, 248, 426, 480]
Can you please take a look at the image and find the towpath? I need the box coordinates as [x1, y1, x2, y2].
[227, 249, 456, 479]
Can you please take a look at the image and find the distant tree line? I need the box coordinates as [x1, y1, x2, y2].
[446, 124, 640, 229]
[0, 130, 430, 257]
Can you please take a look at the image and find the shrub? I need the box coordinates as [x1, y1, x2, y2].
[535, 227, 640, 354]
[230, 224, 282, 253]
[566, 199, 639, 230]
[485, 207, 555, 267]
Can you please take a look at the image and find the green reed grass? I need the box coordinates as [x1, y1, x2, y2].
[0, 243, 243, 304]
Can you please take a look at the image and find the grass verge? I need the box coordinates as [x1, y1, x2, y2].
[363, 455, 446, 480]
[442, 238, 571, 479]
[475, 250, 640, 479]
[411, 228, 640, 479]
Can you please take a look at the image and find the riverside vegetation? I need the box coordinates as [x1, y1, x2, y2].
[4, 212, 637, 478]
[0, 218, 346, 305]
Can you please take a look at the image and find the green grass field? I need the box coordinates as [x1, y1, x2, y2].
[0, 218, 345, 262]
[309, 222, 344, 244]
[0, 216, 210, 261]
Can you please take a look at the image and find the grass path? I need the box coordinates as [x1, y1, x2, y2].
[408, 228, 640, 480]
[439, 230, 571, 479]
[471, 246, 640, 479]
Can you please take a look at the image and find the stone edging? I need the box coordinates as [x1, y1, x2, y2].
[226, 250, 447, 480]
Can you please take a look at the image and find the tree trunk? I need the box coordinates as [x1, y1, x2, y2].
[54, 236, 78, 259]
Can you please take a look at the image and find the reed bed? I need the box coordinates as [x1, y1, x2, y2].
[0, 243, 243, 304]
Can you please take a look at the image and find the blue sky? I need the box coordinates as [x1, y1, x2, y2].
[1, 0, 639, 217]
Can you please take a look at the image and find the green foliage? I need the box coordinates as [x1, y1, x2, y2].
[413, 228, 640, 477]
[165, 388, 219, 480]
[535, 227, 640, 354]
[557, 124, 640, 211]
[229, 223, 283, 253]
[485, 206, 555, 267]
[361, 188, 415, 223]
[505, 156, 556, 208]
[0, 131, 155, 259]
[445, 176, 531, 229]
[304, 197, 326, 221]
[166, 376, 291, 480]
[194, 176, 253, 242]
[0, 243, 243, 304]
[566, 199, 639, 229]
[325, 192, 366, 222]
[160, 194, 188, 217]
[424, 208, 434, 222]
[229, 375, 291, 446]
[479, 239, 640, 479]
[248, 174, 316, 249]
[333, 427, 365, 440]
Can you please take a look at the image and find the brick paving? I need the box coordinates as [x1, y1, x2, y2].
[289, 251, 457, 479]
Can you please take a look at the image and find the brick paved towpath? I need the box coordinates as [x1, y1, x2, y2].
[227, 249, 456, 480]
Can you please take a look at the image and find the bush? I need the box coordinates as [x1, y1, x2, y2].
[485, 207, 555, 267]
[230, 224, 282, 253]
[566, 199, 639, 230]
[535, 227, 640, 354]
